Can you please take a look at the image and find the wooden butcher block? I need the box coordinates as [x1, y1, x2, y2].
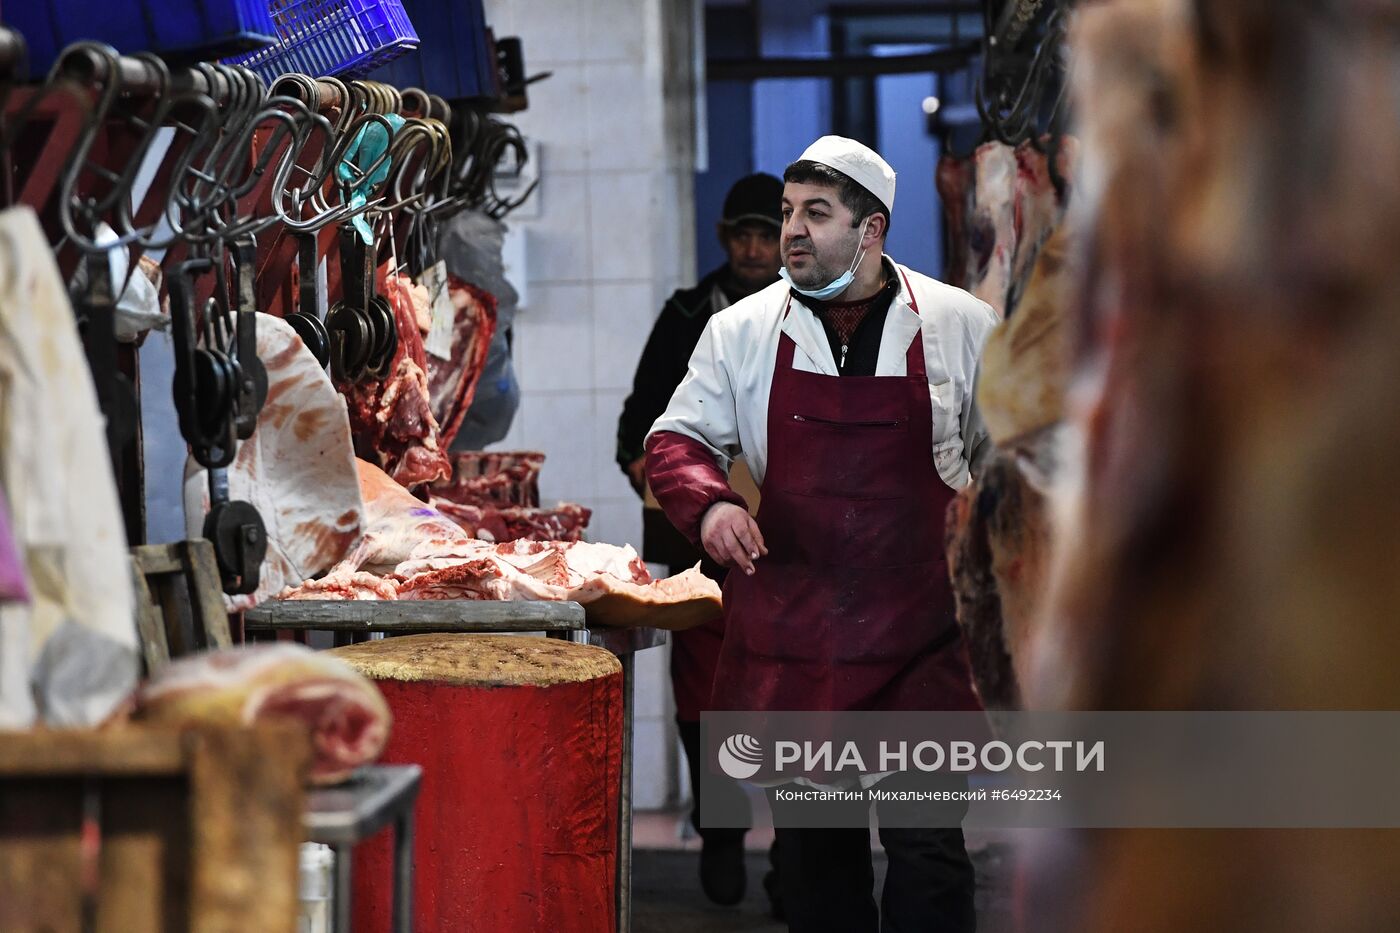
[329, 634, 623, 933]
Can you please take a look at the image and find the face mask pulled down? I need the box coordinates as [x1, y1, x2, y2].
[780, 217, 872, 301]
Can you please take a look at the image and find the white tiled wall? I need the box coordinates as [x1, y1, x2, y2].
[484, 0, 699, 810]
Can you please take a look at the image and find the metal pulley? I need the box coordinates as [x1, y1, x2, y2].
[202, 500, 267, 595]
[202, 467, 266, 595]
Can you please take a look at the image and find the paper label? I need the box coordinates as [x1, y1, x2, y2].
[421, 260, 455, 360]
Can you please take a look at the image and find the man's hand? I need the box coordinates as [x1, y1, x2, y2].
[700, 501, 768, 575]
[625, 458, 647, 497]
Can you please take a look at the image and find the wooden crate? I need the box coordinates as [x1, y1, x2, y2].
[0, 725, 309, 933]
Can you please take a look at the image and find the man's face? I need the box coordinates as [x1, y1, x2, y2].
[780, 181, 866, 290]
[721, 221, 782, 292]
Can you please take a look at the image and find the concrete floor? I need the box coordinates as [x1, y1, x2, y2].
[631, 810, 1017, 933]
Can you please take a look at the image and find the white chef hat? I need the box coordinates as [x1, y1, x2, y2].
[797, 136, 896, 214]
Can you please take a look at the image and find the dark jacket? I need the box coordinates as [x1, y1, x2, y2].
[615, 265, 735, 471]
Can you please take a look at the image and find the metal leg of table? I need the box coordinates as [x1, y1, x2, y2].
[617, 651, 634, 933]
[392, 811, 415, 933]
[333, 844, 352, 933]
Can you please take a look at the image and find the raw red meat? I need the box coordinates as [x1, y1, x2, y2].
[394, 554, 567, 602]
[277, 460, 715, 629]
[430, 450, 545, 508]
[1008, 4, 1400, 932]
[977, 223, 1077, 452]
[392, 539, 649, 599]
[343, 458, 471, 574]
[936, 154, 974, 290]
[564, 565, 720, 631]
[939, 139, 1076, 318]
[426, 277, 496, 449]
[279, 569, 399, 601]
[131, 643, 392, 785]
[381, 272, 498, 451]
[969, 142, 1018, 315]
[185, 314, 363, 611]
[944, 452, 1053, 712]
[390, 539, 720, 629]
[337, 272, 451, 490]
[431, 498, 591, 543]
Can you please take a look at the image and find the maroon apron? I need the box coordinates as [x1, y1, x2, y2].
[711, 279, 982, 713]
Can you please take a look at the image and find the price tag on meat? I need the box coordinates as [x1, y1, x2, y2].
[421, 261, 455, 360]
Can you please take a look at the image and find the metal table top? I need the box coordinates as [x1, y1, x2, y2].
[244, 598, 670, 657]
[245, 599, 586, 633]
[305, 764, 423, 846]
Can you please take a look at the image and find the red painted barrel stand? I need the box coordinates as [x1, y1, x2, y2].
[330, 634, 624, 932]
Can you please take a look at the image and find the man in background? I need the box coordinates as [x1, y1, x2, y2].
[616, 173, 783, 911]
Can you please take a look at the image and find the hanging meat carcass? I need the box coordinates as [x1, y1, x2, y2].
[943, 166, 1081, 711]
[428, 276, 496, 448]
[947, 222, 1080, 710]
[967, 142, 1019, 315]
[333, 269, 498, 490]
[977, 223, 1077, 457]
[184, 313, 365, 611]
[940, 139, 1076, 318]
[338, 272, 452, 489]
[1016, 1, 1400, 930]
[936, 154, 974, 290]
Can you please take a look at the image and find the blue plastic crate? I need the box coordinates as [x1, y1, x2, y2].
[365, 0, 495, 101]
[226, 0, 418, 82]
[3, 0, 277, 77]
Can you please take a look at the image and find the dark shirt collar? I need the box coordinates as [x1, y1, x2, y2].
[800, 257, 899, 317]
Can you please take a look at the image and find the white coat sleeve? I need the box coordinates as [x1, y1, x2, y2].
[645, 316, 743, 471]
[960, 299, 999, 481]
[964, 363, 993, 480]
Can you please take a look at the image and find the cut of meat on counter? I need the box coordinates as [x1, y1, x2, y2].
[429, 450, 590, 542]
[431, 450, 546, 508]
[345, 458, 473, 574]
[184, 313, 365, 611]
[338, 271, 452, 490]
[278, 459, 722, 629]
[282, 570, 400, 601]
[280, 535, 723, 631]
[431, 498, 591, 543]
[392, 538, 651, 600]
[129, 643, 391, 785]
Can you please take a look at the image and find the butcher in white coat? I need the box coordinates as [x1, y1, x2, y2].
[645, 136, 996, 933]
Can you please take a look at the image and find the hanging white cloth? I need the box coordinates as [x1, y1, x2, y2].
[0, 206, 137, 727]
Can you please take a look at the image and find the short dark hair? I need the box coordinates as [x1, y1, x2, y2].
[782, 159, 891, 236]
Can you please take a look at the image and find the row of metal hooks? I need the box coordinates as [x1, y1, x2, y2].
[976, 0, 1072, 157]
[0, 27, 536, 594]
[0, 31, 529, 291]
